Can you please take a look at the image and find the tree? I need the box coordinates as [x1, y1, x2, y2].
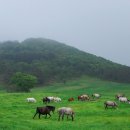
[11, 72, 37, 92]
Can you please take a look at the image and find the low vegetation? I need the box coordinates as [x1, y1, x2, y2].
[0, 77, 130, 130]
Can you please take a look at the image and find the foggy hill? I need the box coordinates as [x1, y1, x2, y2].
[0, 38, 130, 84]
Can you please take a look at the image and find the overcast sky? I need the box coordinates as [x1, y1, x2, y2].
[0, 0, 130, 66]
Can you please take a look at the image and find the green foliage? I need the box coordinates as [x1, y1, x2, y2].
[0, 38, 130, 85]
[11, 72, 37, 92]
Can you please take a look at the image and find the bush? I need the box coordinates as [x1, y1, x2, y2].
[10, 72, 37, 92]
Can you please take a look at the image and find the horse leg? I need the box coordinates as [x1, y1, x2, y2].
[52, 110, 54, 114]
[58, 114, 61, 121]
[62, 114, 64, 121]
[105, 104, 107, 109]
[47, 99, 50, 104]
[45, 114, 47, 118]
[67, 115, 69, 120]
[48, 113, 51, 118]
[39, 113, 41, 119]
[33, 112, 38, 119]
[71, 115, 74, 121]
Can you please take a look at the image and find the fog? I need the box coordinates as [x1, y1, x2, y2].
[0, 0, 130, 66]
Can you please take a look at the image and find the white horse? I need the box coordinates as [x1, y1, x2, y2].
[57, 107, 74, 121]
[47, 97, 54, 102]
[26, 97, 36, 103]
[92, 93, 101, 99]
[104, 101, 118, 109]
[53, 97, 61, 102]
[118, 97, 127, 102]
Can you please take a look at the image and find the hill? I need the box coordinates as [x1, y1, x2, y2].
[0, 38, 130, 86]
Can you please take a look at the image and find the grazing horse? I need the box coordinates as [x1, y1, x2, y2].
[33, 106, 51, 119]
[26, 98, 36, 103]
[68, 97, 74, 102]
[92, 93, 101, 99]
[78, 94, 89, 101]
[43, 97, 51, 104]
[53, 97, 61, 102]
[57, 107, 74, 121]
[104, 101, 118, 109]
[46, 105, 55, 114]
[118, 97, 127, 102]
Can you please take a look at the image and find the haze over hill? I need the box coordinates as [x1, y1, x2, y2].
[0, 38, 130, 86]
[0, 1, 130, 66]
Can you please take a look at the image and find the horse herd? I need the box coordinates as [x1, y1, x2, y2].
[26, 93, 130, 121]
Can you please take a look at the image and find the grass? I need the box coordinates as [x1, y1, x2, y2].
[0, 76, 130, 130]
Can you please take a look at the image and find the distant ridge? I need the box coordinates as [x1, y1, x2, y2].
[0, 37, 130, 84]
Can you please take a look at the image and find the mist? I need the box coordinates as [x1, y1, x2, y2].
[0, 0, 130, 66]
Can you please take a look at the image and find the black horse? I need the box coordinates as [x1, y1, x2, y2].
[43, 97, 51, 104]
[33, 106, 51, 119]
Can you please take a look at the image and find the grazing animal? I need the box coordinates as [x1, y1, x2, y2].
[57, 107, 74, 121]
[46, 105, 55, 114]
[47, 97, 55, 101]
[26, 98, 36, 103]
[68, 97, 74, 102]
[118, 97, 127, 102]
[43, 97, 51, 104]
[78, 94, 89, 101]
[33, 106, 51, 119]
[115, 93, 125, 99]
[53, 97, 61, 102]
[92, 93, 101, 99]
[78, 96, 81, 100]
[104, 101, 118, 109]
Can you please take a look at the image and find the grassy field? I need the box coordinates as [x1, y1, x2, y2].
[0, 77, 130, 130]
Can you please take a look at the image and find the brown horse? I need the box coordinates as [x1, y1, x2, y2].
[78, 96, 82, 100]
[33, 106, 51, 119]
[68, 97, 74, 102]
[78, 94, 90, 101]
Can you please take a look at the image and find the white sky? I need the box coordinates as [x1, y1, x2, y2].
[0, 0, 130, 66]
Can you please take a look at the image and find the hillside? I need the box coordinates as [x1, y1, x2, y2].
[0, 38, 130, 86]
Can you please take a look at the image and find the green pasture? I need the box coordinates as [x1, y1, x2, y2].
[0, 77, 130, 130]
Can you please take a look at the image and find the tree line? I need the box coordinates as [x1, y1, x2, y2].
[0, 38, 130, 92]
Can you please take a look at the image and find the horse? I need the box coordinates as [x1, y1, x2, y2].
[104, 101, 118, 109]
[26, 98, 36, 103]
[42, 97, 51, 104]
[33, 106, 51, 119]
[57, 107, 74, 121]
[92, 93, 101, 99]
[68, 97, 74, 102]
[118, 97, 127, 102]
[78, 94, 89, 101]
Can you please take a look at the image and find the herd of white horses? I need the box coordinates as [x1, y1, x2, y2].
[26, 93, 130, 121]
